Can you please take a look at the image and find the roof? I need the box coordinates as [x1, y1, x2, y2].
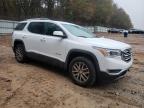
[20, 18, 76, 25]
[26, 18, 50, 21]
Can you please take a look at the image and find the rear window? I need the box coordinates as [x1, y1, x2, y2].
[15, 23, 27, 31]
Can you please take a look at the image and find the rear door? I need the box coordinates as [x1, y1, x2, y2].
[25, 22, 45, 54]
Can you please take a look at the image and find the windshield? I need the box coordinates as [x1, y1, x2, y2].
[62, 24, 96, 38]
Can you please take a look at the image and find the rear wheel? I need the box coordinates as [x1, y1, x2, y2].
[69, 57, 96, 87]
[14, 44, 27, 63]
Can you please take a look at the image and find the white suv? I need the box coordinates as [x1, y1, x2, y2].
[12, 19, 133, 86]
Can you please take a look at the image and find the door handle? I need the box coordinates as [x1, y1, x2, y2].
[40, 38, 46, 42]
[22, 35, 27, 39]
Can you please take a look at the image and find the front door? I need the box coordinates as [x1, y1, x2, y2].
[42, 22, 67, 62]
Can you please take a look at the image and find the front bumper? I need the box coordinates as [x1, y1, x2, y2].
[99, 68, 130, 80]
[98, 56, 133, 79]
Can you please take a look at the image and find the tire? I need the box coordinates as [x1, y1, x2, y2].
[69, 57, 96, 87]
[14, 44, 27, 63]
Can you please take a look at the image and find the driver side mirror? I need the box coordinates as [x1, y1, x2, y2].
[53, 31, 66, 38]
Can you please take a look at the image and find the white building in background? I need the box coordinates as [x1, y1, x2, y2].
[85, 26, 109, 33]
[0, 20, 18, 34]
[0, 19, 109, 35]
[95, 26, 109, 32]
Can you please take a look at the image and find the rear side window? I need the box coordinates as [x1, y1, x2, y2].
[15, 23, 27, 31]
[28, 22, 45, 35]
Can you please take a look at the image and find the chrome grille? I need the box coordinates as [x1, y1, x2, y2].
[121, 48, 132, 62]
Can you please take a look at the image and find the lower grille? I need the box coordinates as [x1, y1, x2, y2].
[121, 48, 132, 62]
[108, 69, 122, 73]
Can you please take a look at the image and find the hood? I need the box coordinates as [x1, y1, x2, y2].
[77, 37, 131, 50]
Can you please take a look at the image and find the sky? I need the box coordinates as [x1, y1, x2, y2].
[113, 0, 144, 30]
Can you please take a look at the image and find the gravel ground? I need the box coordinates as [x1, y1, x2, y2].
[0, 34, 144, 108]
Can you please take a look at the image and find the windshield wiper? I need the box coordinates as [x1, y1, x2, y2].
[77, 36, 88, 38]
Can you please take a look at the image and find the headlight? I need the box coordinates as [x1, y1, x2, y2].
[92, 46, 121, 57]
[107, 49, 121, 57]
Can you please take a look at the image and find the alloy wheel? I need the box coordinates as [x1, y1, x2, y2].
[72, 62, 90, 83]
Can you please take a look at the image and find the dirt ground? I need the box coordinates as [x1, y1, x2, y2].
[0, 33, 144, 108]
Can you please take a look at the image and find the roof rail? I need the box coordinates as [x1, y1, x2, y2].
[27, 18, 50, 20]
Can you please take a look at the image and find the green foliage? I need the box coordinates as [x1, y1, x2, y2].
[109, 5, 133, 29]
[94, 0, 113, 26]
[0, 0, 133, 29]
[64, 0, 95, 25]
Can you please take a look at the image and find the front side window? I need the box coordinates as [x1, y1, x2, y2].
[15, 23, 27, 31]
[62, 24, 95, 38]
[44, 22, 63, 36]
[28, 22, 45, 35]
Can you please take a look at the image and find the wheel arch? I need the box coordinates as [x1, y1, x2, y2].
[65, 49, 100, 72]
[13, 39, 25, 51]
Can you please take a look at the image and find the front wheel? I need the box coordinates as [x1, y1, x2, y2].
[69, 57, 96, 87]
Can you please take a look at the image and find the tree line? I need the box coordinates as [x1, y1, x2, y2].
[0, 0, 133, 29]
